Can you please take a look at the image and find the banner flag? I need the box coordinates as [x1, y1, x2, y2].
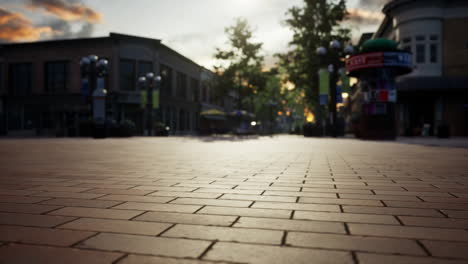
[336, 86, 343, 103]
[340, 70, 350, 93]
[319, 94, 328, 105]
[318, 69, 329, 95]
[152, 90, 159, 109]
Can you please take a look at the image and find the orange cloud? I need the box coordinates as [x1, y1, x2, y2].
[0, 8, 53, 42]
[347, 8, 385, 25]
[28, 0, 102, 23]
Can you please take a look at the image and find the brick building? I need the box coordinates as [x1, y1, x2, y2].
[0, 33, 214, 136]
[374, 0, 468, 136]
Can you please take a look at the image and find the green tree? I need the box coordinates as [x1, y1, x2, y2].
[212, 18, 266, 111]
[279, 0, 351, 122]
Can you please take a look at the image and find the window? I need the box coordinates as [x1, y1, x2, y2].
[415, 35, 425, 41]
[176, 72, 187, 99]
[45, 61, 69, 93]
[191, 78, 199, 102]
[416, 44, 425, 63]
[402, 37, 411, 44]
[137, 61, 153, 78]
[160, 64, 173, 96]
[430, 44, 438, 63]
[202, 85, 208, 103]
[9, 63, 32, 95]
[430, 35, 438, 41]
[119, 59, 135, 91]
[403, 45, 412, 53]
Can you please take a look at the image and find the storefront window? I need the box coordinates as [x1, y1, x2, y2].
[416, 44, 425, 63]
[119, 59, 135, 91]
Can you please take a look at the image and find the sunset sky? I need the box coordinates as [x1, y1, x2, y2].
[0, 0, 389, 69]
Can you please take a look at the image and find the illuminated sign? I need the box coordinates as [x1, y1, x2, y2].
[346, 51, 412, 73]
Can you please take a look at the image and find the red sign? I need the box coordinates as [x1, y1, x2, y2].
[346, 52, 384, 72]
[346, 51, 412, 74]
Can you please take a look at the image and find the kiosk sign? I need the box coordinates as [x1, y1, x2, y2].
[346, 51, 412, 73]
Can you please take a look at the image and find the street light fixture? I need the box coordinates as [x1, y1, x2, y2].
[138, 72, 162, 136]
[80, 54, 109, 138]
[316, 40, 354, 137]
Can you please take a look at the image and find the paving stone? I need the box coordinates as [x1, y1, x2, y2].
[58, 217, 171, 235]
[98, 194, 174, 203]
[348, 223, 468, 241]
[40, 198, 121, 208]
[0, 225, 95, 246]
[114, 202, 202, 213]
[118, 255, 235, 264]
[263, 190, 337, 198]
[234, 216, 346, 233]
[27, 186, 93, 192]
[198, 206, 291, 219]
[343, 205, 444, 217]
[294, 210, 399, 224]
[163, 224, 283, 244]
[134, 211, 237, 226]
[85, 188, 154, 195]
[421, 240, 468, 259]
[0, 202, 61, 214]
[298, 197, 383, 206]
[132, 186, 198, 192]
[0, 195, 50, 204]
[340, 193, 421, 201]
[148, 191, 221, 199]
[204, 242, 353, 264]
[31, 191, 106, 199]
[220, 193, 297, 202]
[357, 253, 468, 264]
[252, 201, 340, 212]
[48, 206, 143, 219]
[287, 232, 426, 255]
[0, 243, 123, 264]
[0, 212, 76, 227]
[170, 197, 252, 207]
[195, 188, 263, 195]
[441, 210, 468, 218]
[384, 200, 468, 210]
[79, 233, 210, 258]
[399, 216, 468, 229]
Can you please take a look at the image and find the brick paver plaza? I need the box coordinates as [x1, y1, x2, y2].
[1, 136, 468, 264]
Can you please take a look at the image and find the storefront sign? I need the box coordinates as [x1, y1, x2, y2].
[346, 51, 412, 73]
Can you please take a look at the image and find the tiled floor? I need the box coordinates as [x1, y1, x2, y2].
[0, 136, 468, 263]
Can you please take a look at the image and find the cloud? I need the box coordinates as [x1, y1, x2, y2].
[347, 8, 385, 25]
[27, 0, 102, 23]
[0, 7, 53, 42]
[356, 0, 392, 11]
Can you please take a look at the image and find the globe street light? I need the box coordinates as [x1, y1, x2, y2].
[80, 55, 109, 138]
[138, 72, 162, 136]
[316, 40, 354, 137]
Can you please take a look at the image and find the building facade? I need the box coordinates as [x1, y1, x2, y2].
[0, 33, 215, 136]
[374, 0, 468, 136]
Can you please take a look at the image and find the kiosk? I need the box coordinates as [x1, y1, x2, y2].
[346, 39, 412, 139]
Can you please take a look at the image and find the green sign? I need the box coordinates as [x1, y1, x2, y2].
[141, 90, 160, 109]
[319, 69, 329, 95]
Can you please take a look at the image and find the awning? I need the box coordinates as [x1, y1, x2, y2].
[397, 76, 468, 92]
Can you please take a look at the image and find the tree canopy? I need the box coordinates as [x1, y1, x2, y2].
[278, 0, 351, 120]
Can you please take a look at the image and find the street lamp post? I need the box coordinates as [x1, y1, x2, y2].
[316, 41, 354, 137]
[138, 72, 162, 136]
[80, 55, 109, 137]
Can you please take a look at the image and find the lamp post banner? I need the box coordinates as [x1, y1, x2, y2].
[152, 90, 159, 109]
[318, 68, 329, 95]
